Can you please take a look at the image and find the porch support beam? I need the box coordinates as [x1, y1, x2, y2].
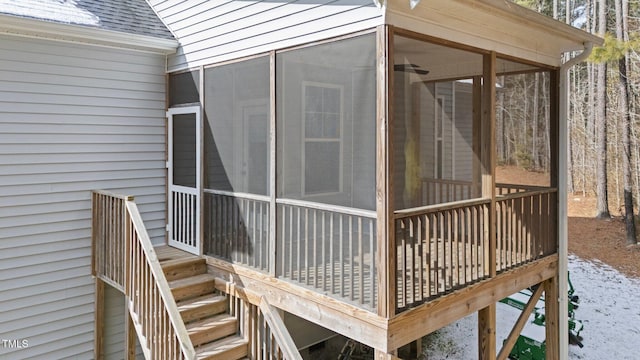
[125, 301, 136, 360]
[472, 76, 482, 198]
[545, 275, 560, 359]
[375, 349, 401, 359]
[198, 65, 205, 256]
[479, 50, 497, 360]
[479, 305, 496, 360]
[377, 24, 394, 317]
[269, 50, 277, 276]
[547, 70, 562, 360]
[497, 283, 545, 360]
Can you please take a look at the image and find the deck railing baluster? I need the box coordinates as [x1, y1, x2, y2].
[392, 186, 557, 313]
[91, 190, 195, 359]
[268, 199, 377, 310]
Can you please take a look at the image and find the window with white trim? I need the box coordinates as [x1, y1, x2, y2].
[303, 83, 343, 195]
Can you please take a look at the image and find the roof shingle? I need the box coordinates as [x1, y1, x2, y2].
[0, 0, 174, 40]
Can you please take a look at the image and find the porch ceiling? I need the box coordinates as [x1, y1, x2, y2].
[386, 0, 603, 67]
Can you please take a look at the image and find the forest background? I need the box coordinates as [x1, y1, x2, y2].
[508, 0, 639, 244]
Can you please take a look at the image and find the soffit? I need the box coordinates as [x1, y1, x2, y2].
[385, 0, 602, 66]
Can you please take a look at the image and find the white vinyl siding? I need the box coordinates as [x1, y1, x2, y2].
[149, 0, 382, 72]
[453, 83, 474, 182]
[103, 285, 144, 360]
[0, 35, 167, 359]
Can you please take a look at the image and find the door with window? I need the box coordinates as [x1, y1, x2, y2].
[167, 106, 201, 255]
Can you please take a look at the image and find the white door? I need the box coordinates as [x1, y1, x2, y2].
[167, 106, 201, 255]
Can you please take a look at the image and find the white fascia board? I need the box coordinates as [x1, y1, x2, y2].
[0, 14, 178, 55]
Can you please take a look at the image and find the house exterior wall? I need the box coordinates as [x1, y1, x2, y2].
[103, 285, 144, 359]
[148, 0, 383, 72]
[0, 34, 167, 359]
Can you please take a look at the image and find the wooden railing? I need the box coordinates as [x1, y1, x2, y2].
[276, 199, 377, 310]
[496, 188, 557, 271]
[203, 189, 270, 272]
[394, 185, 558, 312]
[224, 283, 302, 360]
[394, 198, 491, 310]
[92, 190, 130, 292]
[495, 183, 548, 195]
[420, 178, 474, 205]
[258, 298, 303, 360]
[92, 190, 196, 359]
[199, 182, 556, 317]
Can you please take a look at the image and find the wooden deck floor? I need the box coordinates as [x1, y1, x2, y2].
[155, 245, 198, 263]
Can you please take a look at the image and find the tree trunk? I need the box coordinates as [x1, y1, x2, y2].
[595, 0, 611, 219]
[566, 0, 575, 192]
[615, 0, 637, 244]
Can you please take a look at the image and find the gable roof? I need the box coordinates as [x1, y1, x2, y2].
[0, 0, 174, 40]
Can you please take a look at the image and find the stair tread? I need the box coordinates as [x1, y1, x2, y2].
[162, 257, 208, 281]
[161, 256, 205, 269]
[188, 313, 238, 348]
[169, 273, 216, 290]
[186, 313, 237, 333]
[195, 336, 248, 360]
[178, 294, 227, 322]
[177, 294, 226, 312]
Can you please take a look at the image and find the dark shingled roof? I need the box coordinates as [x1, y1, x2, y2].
[0, 0, 174, 40]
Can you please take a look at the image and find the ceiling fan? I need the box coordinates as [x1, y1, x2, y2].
[393, 63, 429, 75]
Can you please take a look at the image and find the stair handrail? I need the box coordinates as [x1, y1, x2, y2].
[124, 200, 196, 359]
[258, 296, 303, 360]
[91, 190, 196, 359]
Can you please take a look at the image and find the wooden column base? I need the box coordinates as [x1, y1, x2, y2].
[478, 304, 496, 360]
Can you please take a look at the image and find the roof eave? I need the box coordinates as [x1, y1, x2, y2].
[0, 13, 178, 55]
[385, 0, 602, 66]
[472, 0, 603, 48]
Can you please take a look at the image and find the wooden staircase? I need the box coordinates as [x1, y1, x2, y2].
[159, 249, 248, 360]
[92, 192, 301, 360]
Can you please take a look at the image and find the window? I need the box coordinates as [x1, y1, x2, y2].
[303, 83, 343, 195]
[169, 70, 200, 106]
[276, 33, 376, 210]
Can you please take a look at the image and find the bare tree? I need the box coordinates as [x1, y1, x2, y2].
[595, 0, 611, 218]
[614, 0, 637, 243]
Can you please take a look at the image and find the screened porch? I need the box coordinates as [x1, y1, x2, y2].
[168, 28, 559, 315]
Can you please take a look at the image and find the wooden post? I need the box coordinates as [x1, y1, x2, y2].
[269, 50, 277, 276]
[548, 69, 563, 360]
[545, 276, 560, 360]
[478, 51, 497, 360]
[397, 339, 422, 359]
[376, 24, 393, 318]
[549, 70, 560, 189]
[472, 76, 482, 198]
[94, 278, 105, 360]
[478, 304, 496, 360]
[375, 349, 401, 360]
[199, 65, 205, 256]
[125, 301, 136, 360]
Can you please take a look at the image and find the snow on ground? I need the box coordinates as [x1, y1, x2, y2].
[422, 256, 640, 359]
